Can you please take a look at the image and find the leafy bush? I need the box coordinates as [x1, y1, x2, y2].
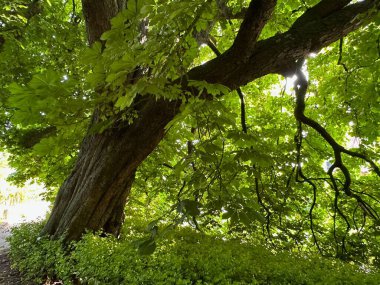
[8, 222, 380, 284]
[8, 222, 73, 284]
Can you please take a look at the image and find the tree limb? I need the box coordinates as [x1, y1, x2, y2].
[254, 172, 272, 240]
[337, 38, 349, 72]
[293, 61, 379, 221]
[291, 0, 352, 29]
[229, 0, 277, 60]
[81, 0, 121, 45]
[188, 0, 379, 89]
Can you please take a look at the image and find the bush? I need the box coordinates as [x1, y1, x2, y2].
[8, 222, 73, 284]
[8, 222, 380, 284]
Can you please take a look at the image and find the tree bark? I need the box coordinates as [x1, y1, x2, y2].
[42, 97, 180, 241]
[42, 0, 379, 241]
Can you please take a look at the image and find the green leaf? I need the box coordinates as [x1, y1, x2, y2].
[137, 238, 156, 255]
[115, 92, 136, 110]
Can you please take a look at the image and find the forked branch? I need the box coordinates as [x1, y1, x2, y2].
[293, 60, 379, 221]
[188, 0, 379, 89]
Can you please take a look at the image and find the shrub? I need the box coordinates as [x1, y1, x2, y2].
[8, 222, 380, 284]
[8, 222, 73, 284]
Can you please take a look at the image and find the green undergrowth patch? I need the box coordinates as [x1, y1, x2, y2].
[8, 221, 380, 285]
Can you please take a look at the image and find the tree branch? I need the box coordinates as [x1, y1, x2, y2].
[337, 38, 349, 72]
[293, 61, 379, 221]
[291, 0, 352, 29]
[229, 0, 277, 60]
[188, 0, 378, 89]
[254, 171, 272, 240]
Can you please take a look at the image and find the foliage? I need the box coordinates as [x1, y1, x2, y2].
[125, 7, 380, 264]
[8, 220, 380, 285]
[8, 222, 71, 284]
[1, 0, 379, 272]
[0, 0, 89, 193]
[0, 152, 44, 208]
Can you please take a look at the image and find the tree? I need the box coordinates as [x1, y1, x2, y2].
[1, 0, 379, 258]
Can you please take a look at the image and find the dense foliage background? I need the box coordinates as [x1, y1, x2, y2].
[1, 0, 379, 283]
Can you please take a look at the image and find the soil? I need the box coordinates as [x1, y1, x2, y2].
[0, 223, 23, 284]
[0, 249, 23, 284]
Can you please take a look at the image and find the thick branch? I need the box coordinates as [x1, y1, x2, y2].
[81, 0, 378, 97]
[188, 0, 378, 89]
[292, 0, 352, 29]
[16, 126, 57, 149]
[229, 0, 277, 60]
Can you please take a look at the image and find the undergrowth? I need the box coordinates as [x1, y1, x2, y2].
[8, 221, 380, 285]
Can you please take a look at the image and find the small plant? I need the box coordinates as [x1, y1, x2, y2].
[8, 221, 380, 285]
[8, 222, 72, 284]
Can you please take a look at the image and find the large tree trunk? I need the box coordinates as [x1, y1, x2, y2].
[42, 98, 180, 241]
[41, 0, 178, 240]
[42, 0, 378, 241]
